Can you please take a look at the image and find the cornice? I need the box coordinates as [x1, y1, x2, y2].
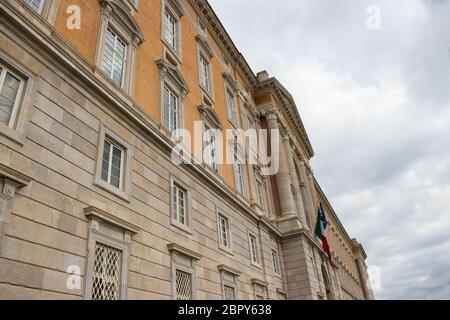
[255, 78, 314, 159]
[189, 0, 257, 89]
[84, 206, 140, 234]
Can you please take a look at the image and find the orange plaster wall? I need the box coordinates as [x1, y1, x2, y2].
[54, 0, 101, 65]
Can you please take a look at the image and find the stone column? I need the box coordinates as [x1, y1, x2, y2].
[283, 135, 308, 228]
[265, 111, 296, 216]
[355, 257, 374, 300]
[298, 159, 316, 229]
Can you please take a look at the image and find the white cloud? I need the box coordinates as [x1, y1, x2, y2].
[209, 0, 450, 299]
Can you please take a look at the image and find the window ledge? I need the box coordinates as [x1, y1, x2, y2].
[218, 244, 234, 256]
[0, 125, 26, 146]
[251, 261, 262, 270]
[171, 219, 193, 235]
[93, 178, 131, 203]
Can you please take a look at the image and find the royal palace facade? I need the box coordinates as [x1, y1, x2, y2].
[0, 0, 374, 300]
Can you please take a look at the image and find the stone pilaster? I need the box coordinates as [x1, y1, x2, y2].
[283, 135, 308, 229]
[0, 164, 32, 252]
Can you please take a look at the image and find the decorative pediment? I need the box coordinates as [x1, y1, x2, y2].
[222, 71, 238, 92]
[156, 59, 189, 96]
[166, 0, 185, 17]
[196, 35, 214, 59]
[99, 0, 145, 46]
[198, 104, 223, 130]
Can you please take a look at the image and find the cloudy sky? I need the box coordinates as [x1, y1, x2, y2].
[209, 0, 450, 299]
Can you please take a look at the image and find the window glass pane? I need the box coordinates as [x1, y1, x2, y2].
[101, 140, 111, 182]
[165, 11, 176, 50]
[164, 86, 178, 132]
[0, 71, 21, 126]
[110, 146, 122, 188]
[25, 0, 43, 13]
[101, 28, 126, 86]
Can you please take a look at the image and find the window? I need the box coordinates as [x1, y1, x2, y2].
[94, 125, 132, 201]
[176, 269, 192, 300]
[204, 126, 219, 172]
[0, 65, 24, 128]
[199, 55, 211, 93]
[249, 234, 259, 264]
[163, 85, 179, 132]
[96, 0, 144, 93]
[233, 146, 245, 196]
[252, 281, 268, 300]
[101, 139, 124, 189]
[226, 89, 237, 125]
[84, 206, 138, 301]
[24, 0, 44, 13]
[91, 242, 122, 300]
[164, 10, 177, 51]
[224, 285, 235, 300]
[277, 290, 288, 300]
[255, 178, 265, 210]
[272, 249, 280, 275]
[218, 214, 230, 249]
[101, 27, 127, 87]
[218, 265, 240, 300]
[172, 183, 186, 224]
[168, 243, 200, 300]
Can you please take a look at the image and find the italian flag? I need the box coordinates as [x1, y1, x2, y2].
[315, 203, 332, 263]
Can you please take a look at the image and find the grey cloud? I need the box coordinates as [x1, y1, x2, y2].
[209, 0, 450, 299]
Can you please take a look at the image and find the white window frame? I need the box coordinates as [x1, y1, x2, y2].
[22, 0, 60, 24]
[100, 138, 125, 190]
[0, 55, 35, 145]
[162, 83, 180, 132]
[157, 60, 188, 136]
[24, 0, 45, 14]
[203, 123, 221, 173]
[272, 248, 281, 275]
[248, 233, 260, 267]
[255, 175, 266, 211]
[199, 53, 212, 94]
[217, 211, 233, 254]
[225, 86, 238, 127]
[94, 124, 133, 202]
[101, 27, 128, 88]
[170, 175, 192, 234]
[95, 0, 144, 94]
[161, 0, 183, 60]
[232, 140, 246, 197]
[0, 65, 25, 129]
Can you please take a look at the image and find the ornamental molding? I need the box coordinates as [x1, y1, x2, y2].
[198, 104, 223, 130]
[84, 206, 140, 235]
[0, 163, 32, 187]
[165, 0, 186, 17]
[188, 0, 257, 89]
[218, 264, 241, 276]
[99, 0, 144, 46]
[195, 34, 214, 59]
[156, 59, 190, 96]
[167, 243, 202, 260]
[255, 78, 314, 158]
[251, 278, 268, 287]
